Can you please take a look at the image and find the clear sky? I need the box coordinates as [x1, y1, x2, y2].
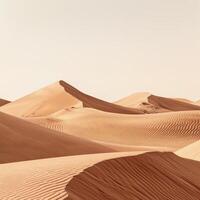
[0, 0, 200, 101]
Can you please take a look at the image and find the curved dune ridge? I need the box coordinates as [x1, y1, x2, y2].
[0, 98, 10, 106]
[0, 152, 200, 200]
[1, 80, 200, 199]
[0, 152, 140, 200]
[30, 108, 200, 150]
[115, 92, 200, 113]
[59, 80, 144, 114]
[176, 140, 200, 161]
[148, 95, 200, 112]
[66, 152, 200, 200]
[0, 111, 114, 164]
[0, 81, 144, 117]
[0, 82, 82, 117]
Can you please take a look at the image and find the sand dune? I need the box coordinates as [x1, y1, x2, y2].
[0, 82, 82, 117]
[30, 108, 200, 151]
[0, 98, 10, 106]
[115, 93, 200, 113]
[148, 95, 200, 112]
[1, 80, 200, 199]
[0, 81, 144, 117]
[0, 152, 139, 200]
[196, 99, 200, 105]
[67, 152, 200, 200]
[176, 140, 200, 161]
[0, 111, 114, 164]
[0, 152, 200, 200]
[59, 80, 144, 114]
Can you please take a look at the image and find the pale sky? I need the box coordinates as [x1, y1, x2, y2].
[0, 0, 200, 101]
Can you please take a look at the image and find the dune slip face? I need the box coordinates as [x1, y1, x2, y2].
[115, 92, 200, 113]
[0, 81, 144, 117]
[1, 80, 200, 200]
[66, 152, 200, 200]
[0, 99, 10, 107]
[0, 152, 140, 200]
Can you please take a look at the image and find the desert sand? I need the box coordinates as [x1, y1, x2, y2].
[0, 111, 114, 164]
[0, 80, 200, 199]
[0, 98, 10, 106]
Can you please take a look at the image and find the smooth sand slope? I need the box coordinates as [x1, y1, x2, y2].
[0, 152, 200, 200]
[0, 81, 144, 117]
[176, 140, 200, 161]
[67, 152, 200, 200]
[0, 98, 10, 106]
[0, 82, 82, 117]
[0, 111, 114, 164]
[115, 93, 200, 113]
[30, 108, 200, 151]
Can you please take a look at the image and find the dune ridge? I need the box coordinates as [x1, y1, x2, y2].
[0, 81, 144, 117]
[148, 95, 200, 112]
[0, 82, 81, 117]
[1, 80, 200, 200]
[0, 98, 10, 106]
[0, 111, 114, 164]
[66, 152, 200, 200]
[59, 80, 144, 114]
[0, 152, 200, 200]
[116, 92, 200, 113]
[0, 152, 140, 200]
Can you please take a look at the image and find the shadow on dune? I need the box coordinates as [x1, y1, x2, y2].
[59, 80, 145, 114]
[65, 152, 200, 200]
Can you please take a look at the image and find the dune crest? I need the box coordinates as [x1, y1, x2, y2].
[148, 95, 200, 112]
[0, 81, 144, 117]
[0, 98, 10, 106]
[66, 152, 200, 200]
[116, 92, 200, 113]
[0, 81, 81, 117]
[0, 152, 140, 200]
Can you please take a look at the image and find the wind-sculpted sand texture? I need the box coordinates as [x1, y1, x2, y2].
[0, 152, 140, 200]
[66, 152, 200, 200]
[30, 108, 200, 150]
[1, 80, 200, 200]
[0, 111, 114, 164]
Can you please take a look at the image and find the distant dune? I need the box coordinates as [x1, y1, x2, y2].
[0, 82, 82, 117]
[148, 95, 200, 112]
[116, 92, 200, 113]
[0, 111, 114, 164]
[0, 81, 144, 117]
[0, 98, 10, 106]
[30, 108, 200, 150]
